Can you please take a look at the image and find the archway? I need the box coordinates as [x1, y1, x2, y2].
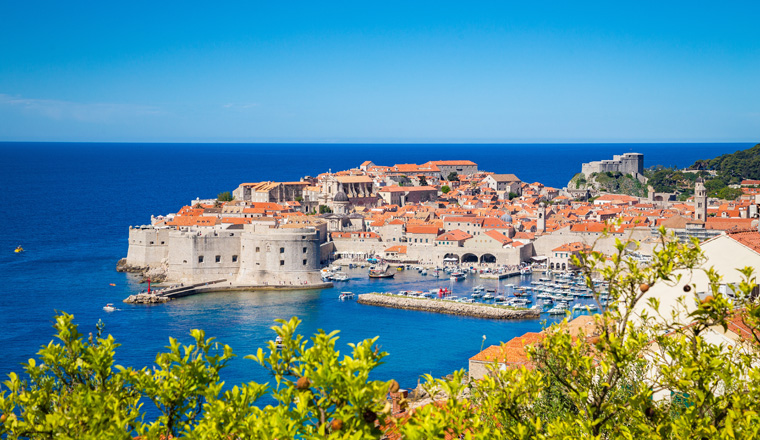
[443, 253, 460, 265]
[480, 253, 496, 264]
[461, 253, 478, 264]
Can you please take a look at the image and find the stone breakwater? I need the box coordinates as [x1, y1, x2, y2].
[123, 292, 170, 304]
[357, 293, 541, 320]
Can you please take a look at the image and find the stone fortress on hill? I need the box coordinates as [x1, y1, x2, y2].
[121, 153, 756, 288]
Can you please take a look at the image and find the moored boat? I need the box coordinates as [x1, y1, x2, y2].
[338, 292, 355, 300]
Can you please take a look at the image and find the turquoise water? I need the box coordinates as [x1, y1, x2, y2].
[0, 142, 750, 388]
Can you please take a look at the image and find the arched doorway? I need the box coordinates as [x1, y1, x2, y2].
[461, 253, 478, 264]
[480, 254, 496, 264]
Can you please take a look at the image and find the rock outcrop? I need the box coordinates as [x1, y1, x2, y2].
[123, 292, 170, 304]
[357, 293, 540, 320]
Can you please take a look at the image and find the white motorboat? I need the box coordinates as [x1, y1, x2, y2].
[332, 272, 349, 281]
[103, 303, 116, 312]
[547, 305, 568, 315]
[338, 292, 355, 300]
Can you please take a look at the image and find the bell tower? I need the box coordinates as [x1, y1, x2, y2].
[694, 178, 707, 221]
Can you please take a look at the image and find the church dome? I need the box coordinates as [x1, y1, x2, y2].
[333, 191, 349, 203]
[500, 213, 513, 223]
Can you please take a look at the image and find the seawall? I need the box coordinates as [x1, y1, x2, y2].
[357, 293, 541, 320]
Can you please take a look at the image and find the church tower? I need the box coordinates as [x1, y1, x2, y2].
[537, 202, 546, 233]
[694, 178, 707, 221]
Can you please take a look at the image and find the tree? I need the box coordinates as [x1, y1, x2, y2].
[5, 231, 760, 439]
[508, 192, 518, 200]
[441, 185, 451, 194]
[419, 176, 428, 186]
[717, 187, 743, 200]
[447, 172, 459, 182]
[217, 192, 233, 202]
[318, 205, 332, 214]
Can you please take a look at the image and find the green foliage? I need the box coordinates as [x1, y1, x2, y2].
[717, 186, 743, 200]
[6, 232, 760, 439]
[508, 192, 518, 200]
[580, 172, 647, 197]
[295, 196, 303, 202]
[318, 205, 332, 214]
[441, 185, 451, 194]
[217, 191, 233, 202]
[0, 314, 141, 439]
[690, 143, 760, 184]
[418, 176, 428, 186]
[447, 172, 459, 182]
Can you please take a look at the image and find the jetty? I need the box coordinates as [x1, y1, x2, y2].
[357, 293, 540, 320]
[124, 279, 333, 304]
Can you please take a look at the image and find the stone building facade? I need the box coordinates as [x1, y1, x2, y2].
[581, 153, 644, 177]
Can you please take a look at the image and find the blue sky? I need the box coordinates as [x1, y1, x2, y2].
[0, 1, 758, 143]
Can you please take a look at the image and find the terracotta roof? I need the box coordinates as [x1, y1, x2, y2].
[384, 245, 408, 254]
[406, 225, 440, 235]
[705, 217, 754, 230]
[727, 229, 760, 253]
[552, 242, 591, 253]
[436, 229, 472, 242]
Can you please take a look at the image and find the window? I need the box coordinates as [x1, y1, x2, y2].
[149, 241, 154, 245]
[161, 241, 165, 245]
[215, 255, 221, 263]
[280, 247, 285, 253]
[232, 255, 238, 262]
[280, 260, 285, 266]
[303, 247, 307, 253]
[255, 247, 260, 252]
[303, 259, 307, 265]
[198, 256, 204, 263]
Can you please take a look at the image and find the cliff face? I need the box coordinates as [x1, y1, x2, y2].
[116, 258, 168, 283]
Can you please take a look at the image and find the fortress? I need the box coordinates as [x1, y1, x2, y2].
[581, 152, 644, 177]
[123, 219, 329, 286]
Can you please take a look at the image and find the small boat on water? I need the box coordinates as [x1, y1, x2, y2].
[332, 272, 349, 281]
[547, 305, 568, 315]
[14, 246, 24, 253]
[275, 336, 284, 349]
[369, 264, 395, 279]
[338, 292, 355, 300]
[103, 304, 116, 312]
[450, 271, 466, 281]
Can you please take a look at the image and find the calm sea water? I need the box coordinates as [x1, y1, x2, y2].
[0, 142, 751, 389]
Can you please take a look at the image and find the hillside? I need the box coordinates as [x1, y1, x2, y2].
[689, 143, 760, 183]
[568, 171, 647, 198]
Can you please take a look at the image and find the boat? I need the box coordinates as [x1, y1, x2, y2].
[14, 246, 23, 253]
[471, 292, 483, 298]
[494, 295, 506, 303]
[421, 269, 427, 276]
[103, 304, 116, 312]
[275, 336, 284, 349]
[450, 271, 466, 281]
[397, 266, 404, 271]
[369, 264, 395, 279]
[473, 285, 485, 291]
[482, 293, 494, 300]
[520, 266, 532, 275]
[547, 305, 568, 315]
[338, 292, 355, 300]
[332, 272, 349, 281]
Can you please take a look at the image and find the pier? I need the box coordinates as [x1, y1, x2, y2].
[357, 293, 540, 320]
[123, 280, 334, 304]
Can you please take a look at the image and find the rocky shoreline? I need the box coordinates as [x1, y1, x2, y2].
[357, 293, 541, 320]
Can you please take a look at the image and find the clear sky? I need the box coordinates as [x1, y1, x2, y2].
[1, 1, 758, 143]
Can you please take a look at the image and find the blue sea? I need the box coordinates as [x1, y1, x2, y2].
[0, 142, 752, 390]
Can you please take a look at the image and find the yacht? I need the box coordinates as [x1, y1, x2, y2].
[338, 292, 355, 300]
